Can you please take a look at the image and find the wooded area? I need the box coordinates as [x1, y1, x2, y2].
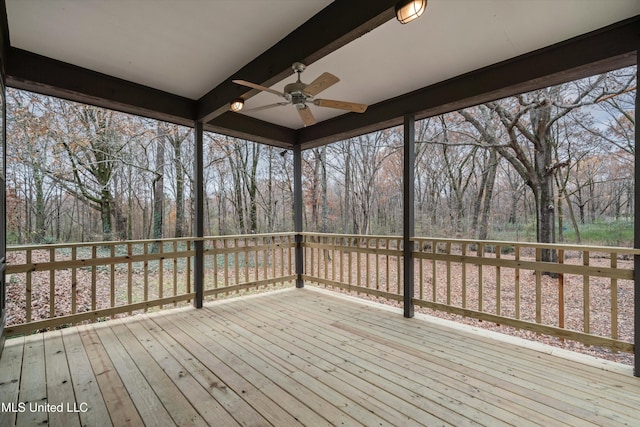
[5, 66, 635, 247]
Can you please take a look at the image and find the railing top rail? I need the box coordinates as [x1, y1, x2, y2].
[300, 232, 403, 240]
[411, 236, 640, 254]
[7, 232, 297, 251]
[205, 232, 297, 240]
[300, 232, 640, 254]
[7, 231, 637, 255]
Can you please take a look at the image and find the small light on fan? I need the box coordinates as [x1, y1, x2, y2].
[395, 0, 427, 24]
[230, 99, 244, 112]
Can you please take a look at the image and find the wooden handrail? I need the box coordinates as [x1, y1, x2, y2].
[5, 233, 297, 335]
[5, 232, 636, 356]
[301, 232, 636, 354]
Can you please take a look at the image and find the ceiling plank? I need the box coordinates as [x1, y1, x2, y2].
[298, 16, 640, 149]
[206, 112, 296, 149]
[196, 0, 397, 124]
[5, 47, 197, 126]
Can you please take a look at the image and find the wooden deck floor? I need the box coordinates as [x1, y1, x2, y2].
[1, 287, 639, 427]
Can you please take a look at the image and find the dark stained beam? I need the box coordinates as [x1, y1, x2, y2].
[5, 47, 196, 127]
[205, 112, 296, 149]
[293, 145, 304, 288]
[634, 47, 639, 377]
[0, 0, 8, 73]
[298, 16, 640, 149]
[197, 0, 397, 124]
[403, 114, 415, 319]
[194, 121, 204, 309]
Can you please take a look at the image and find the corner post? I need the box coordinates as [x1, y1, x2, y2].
[634, 50, 639, 376]
[293, 144, 304, 288]
[193, 121, 204, 308]
[403, 114, 415, 318]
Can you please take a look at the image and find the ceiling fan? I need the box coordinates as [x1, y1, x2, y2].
[232, 62, 368, 126]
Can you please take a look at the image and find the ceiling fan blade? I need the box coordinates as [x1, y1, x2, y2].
[242, 102, 289, 113]
[313, 99, 368, 113]
[297, 106, 316, 126]
[232, 80, 286, 98]
[303, 72, 339, 96]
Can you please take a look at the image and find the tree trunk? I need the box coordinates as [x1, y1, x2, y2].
[174, 143, 185, 238]
[533, 127, 557, 263]
[478, 149, 498, 240]
[344, 144, 351, 233]
[153, 124, 165, 243]
[100, 188, 113, 241]
[33, 166, 46, 243]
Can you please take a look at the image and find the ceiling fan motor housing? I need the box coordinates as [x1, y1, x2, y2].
[284, 80, 309, 107]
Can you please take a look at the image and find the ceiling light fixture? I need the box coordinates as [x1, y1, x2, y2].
[395, 0, 427, 24]
[230, 98, 244, 112]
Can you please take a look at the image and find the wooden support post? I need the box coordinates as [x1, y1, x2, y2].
[194, 121, 204, 308]
[634, 50, 639, 377]
[403, 114, 415, 318]
[293, 145, 304, 288]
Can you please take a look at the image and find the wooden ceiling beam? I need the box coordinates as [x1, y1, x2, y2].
[298, 16, 640, 149]
[5, 47, 197, 127]
[205, 112, 296, 149]
[196, 0, 397, 124]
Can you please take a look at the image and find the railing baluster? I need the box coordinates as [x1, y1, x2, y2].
[234, 238, 240, 287]
[244, 238, 250, 285]
[535, 247, 541, 323]
[71, 247, 77, 315]
[212, 239, 218, 291]
[110, 245, 116, 309]
[310, 237, 315, 278]
[583, 250, 590, 334]
[26, 249, 32, 323]
[611, 253, 618, 340]
[375, 238, 380, 291]
[324, 236, 329, 281]
[50, 248, 55, 319]
[446, 241, 451, 305]
[252, 237, 258, 287]
[158, 242, 164, 307]
[91, 246, 97, 311]
[288, 237, 294, 275]
[223, 239, 229, 290]
[558, 249, 565, 329]
[252, 237, 268, 281]
[144, 243, 150, 311]
[515, 244, 520, 319]
[280, 236, 285, 279]
[396, 238, 402, 296]
[385, 238, 390, 293]
[478, 243, 483, 313]
[419, 241, 424, 300]
[461, 243, 467, 308]
[366, 238, 370, 290]
[128, 243, 133, 313]
[356, 239, 362, 293]
[186, 240, 191, 297]
[332, 237, 336, 283]
[496, 245, 501, 316]
[173, 241, 178, 306]
[432, 240, 437, 302]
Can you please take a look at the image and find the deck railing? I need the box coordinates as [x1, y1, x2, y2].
[5, 231, 637, 354]
[5, 233, 296, 335]
[301, 233, 404, 301]
[302, 232, 638, 354]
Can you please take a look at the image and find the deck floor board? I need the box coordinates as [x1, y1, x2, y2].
[1, 287, 639, 427]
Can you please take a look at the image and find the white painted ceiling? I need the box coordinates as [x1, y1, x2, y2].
[6, 0, 640, 130]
